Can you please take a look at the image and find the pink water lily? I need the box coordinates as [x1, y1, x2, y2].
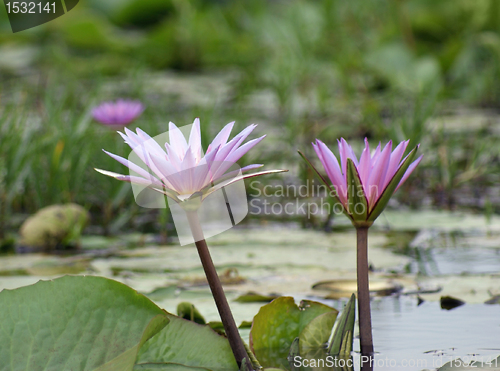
[92, 99, 144, 127]
[303, 138, 422, 226]
[300, 137, 423, 357]
[95, 118, 285, 204]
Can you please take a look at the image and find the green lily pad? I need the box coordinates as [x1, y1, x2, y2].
[299, 311, 338, 352]
[249, 297, 338, 353]
[134, 365, 210, 371]
[235, 292, 280, 303]
[239, 321, 253, 329]
[207, 321, 225, 335]
[144, 286, 213, 301]
[26, 257, 91, 276]
[177, 302, 206, 325]
[312, 279, 403, 299]
[0, 275, 169, 371]
[136, 314, 238, 370]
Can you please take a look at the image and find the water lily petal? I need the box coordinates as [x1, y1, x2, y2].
[168, 121, 188, 160]
[99, 120, 285, 204]
[188, 118, 202, 162]
[136, 128, 168, 159]
[92, 99, 143, 127]
[94, 168, 162, 187]
[202, 169, 288, 200]
[367, 141, 392, 207]
[358, 138, 371, 192]
[308, 138, 422, 224]
[395, 154, 423, 192]
[207, 121, 234, 153]
[213, 135, 265, 180]
[384, 140, 409, 188]
[315, 140, 347, 205]
[102, 150, 161, 184]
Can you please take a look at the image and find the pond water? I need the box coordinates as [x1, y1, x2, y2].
[368, 297, 500, 370]
[1, 210, 500, 370]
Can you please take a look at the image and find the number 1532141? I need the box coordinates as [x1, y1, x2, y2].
[6, 2, 56, 13]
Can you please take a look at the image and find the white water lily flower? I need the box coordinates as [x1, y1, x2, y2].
[96, 118, 285, 204]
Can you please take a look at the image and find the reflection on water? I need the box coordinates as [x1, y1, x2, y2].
[368, 296, 500, 370]
[366, 229, 500, 370]
[407, 230, 500, 276]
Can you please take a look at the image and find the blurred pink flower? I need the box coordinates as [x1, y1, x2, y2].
[96, 118, 285, 204]
[91, 99, 144, 127]
[307, 138, 422, 225]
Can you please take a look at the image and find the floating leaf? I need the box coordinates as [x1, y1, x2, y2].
[145, 286, 213, 301]
[299, 311, 338, 352]
[0, 275, 169, 371]
[485, 295, 500, 305]
[26, 257, 91, 276]
[250, 297, 337, 353]
[177, 302, 206, 325]
[208, 320, 252, 335]
[134, 365, 210, 370]
[239, 321, 253, 329]
[235, 292, 280, 303]
[328, 294, 356, 356]
[136, 314, 238, 370]
[313, 279, 402, 299]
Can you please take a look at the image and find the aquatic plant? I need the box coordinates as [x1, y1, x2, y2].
[300, 138, 422, 360]
[92, 99, 144, 128]
[96, 118, 286, 369]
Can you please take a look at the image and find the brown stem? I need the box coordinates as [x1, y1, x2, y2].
[186, 211, 254, 370]
[356, 226, 374, 369]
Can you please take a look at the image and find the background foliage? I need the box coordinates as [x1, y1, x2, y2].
[1, 0, 500, 239]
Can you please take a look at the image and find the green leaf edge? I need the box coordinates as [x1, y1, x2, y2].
[97, 314, 170, 371]
[298, 311, 338, 353]
[346, 159, 368, 221]
[327, 294, 356, 356]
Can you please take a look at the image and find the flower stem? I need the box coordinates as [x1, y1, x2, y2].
[356, 226, 374, 364]
[186, 211, 254, 371]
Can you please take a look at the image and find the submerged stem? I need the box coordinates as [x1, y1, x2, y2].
[356, 226, 374, 369]
[186, 210, 254, 370]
